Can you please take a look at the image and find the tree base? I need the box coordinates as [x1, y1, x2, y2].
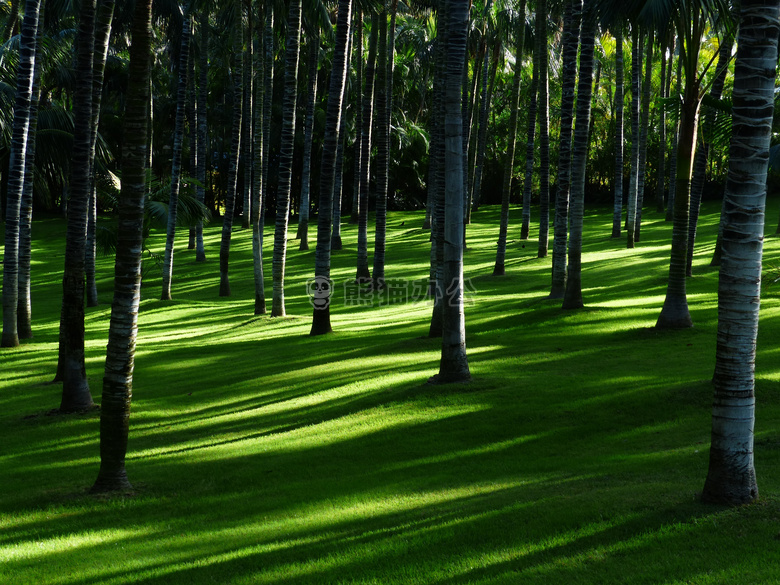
[655, 302, 693, 329]
[331, 236, 342, 251]
[310, 309, 332, 336]
[492, 264, 505, 276]
[91, 468, 133, 495]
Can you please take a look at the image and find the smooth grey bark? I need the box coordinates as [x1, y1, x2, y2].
[195, 12, 208, 261]
[536, 0, 550, 258]
[626, 26, 641, 248]
[252, 0, 267, 315]
[702, 0, 778, 505]
[350, 9, 363, 226]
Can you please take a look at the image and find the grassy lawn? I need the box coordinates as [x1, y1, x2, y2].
[2, 200, 780, 584]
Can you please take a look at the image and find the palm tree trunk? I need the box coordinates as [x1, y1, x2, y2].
[271, 0, 302, 315]
[161, 5, 191, 300]
[86, 0, 116, 307]
[262, 4, 273, 240]
[634, 29, 653, 243]
[310, 0, 353, 336]
[686, 26, 735, 276]
[356, 13, 378, 283]
[241, 7, 252, 230]
[91, 0, 153, 494]
[666, 54, 682, 222]
[2, 0, 41, 348]
[470, 0, 494, 217]
[58, 0, 96, 411]
[625, 26, 641, 248]
[297, 28, 321, 250]
[493, 0, 527, 276]
[219, 4, 243, 298]
[252, 0, 267, 316]
[611, 25, 624, 238]
[536, 0, 550, 258]
[702, 0, 777, 504]
[550, 0, 581, 297]
[187, 44, 197, 250]
[520, 34, 538, 241]
[17, 20, 43, 340]
[373, 2, 389, 290]
[350, 9, 363, 226]
[195, 12, 208, 262]
[654, 31, 670, 214]
[435, 0, 470, 384]
[561, 0, 596, 310]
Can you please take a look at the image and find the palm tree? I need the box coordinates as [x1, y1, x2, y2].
[701, 0, 778, 505]
[611, 24, 624, 238]
[1, 0, 42, 348]
[310, 0, 353, 336]
[373, 0, 390, 290]
[561, 0, 596, 310]
[535, 0, 550, 258]
[241, 5, 253, 230]
[434, 0, 469, 384]
[272, 0, 302, 316]
[161, 3, 191, 301]
[349, 8, 363, 226]
[57, 0, 97, 412]
[297, 25, 321, 251]
[625, 25, 642, 248]
[91, 0, 154, 494]
[493, 0, 527, 276]
[195, 11, 209, 262]
[653, 29, 672, 213]
[665, 51, 681, 222]
[252, 0, 267, 316]
[85, 0, 117, 308]
[218, 1, 244, 298]
[633, 27, 653, 242]
[520, 16, 538, 241]
[549, 0, 582, 297]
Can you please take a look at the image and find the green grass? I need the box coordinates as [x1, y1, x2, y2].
[2, 200, 780, 584]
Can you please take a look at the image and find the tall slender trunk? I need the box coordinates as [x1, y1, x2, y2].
[435, 0, 470, 384]
[686, 24, 735, 275]
[297, 28, 320, 249]
[356, 14, 378, 283]
[493, 0, 527, 275]
[85, 0, 116, 307]
[561, 0, 596, 310]
[262, 4, 273, 238]
[252, 0, 267, 316]
[625, 26, 641, 248]
[470, 0, 494, 217]
[241, 8, 253, 230]
[310, 0, 353, 336]
[372, 3, 389, 290]
[17, 19, 43, 340]
[520, 34, 538, 240]
[187, 43, 197, 250]
[350, 9, 363, 225]
[549, 0, 581, 296]
[195, 12, 208, 262]
[634, 29, 654, 243]
[219, 4, 243, 298]
[271, 0, 302, 315]
[611, 25, 624, 238]
[161, 6, 191, 301]
[2, 0, 41, 348]
[666, 54, 682, 222]
[58, 0, 96, 411]
[702, 0, 777, 504]
[91, 0, 153, 494]
[536, 0, 550, 258]
[654, 31, 669, 213]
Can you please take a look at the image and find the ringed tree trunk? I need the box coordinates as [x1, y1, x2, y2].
[434, 0, 470, 384]
[702, 0, 778, 505]
[297, 27, 321, 250]
[536, 0, 550, 259]
[58, 0, 97, 412]
[372, 1, 389, 291]
[654, 31, 671, 214]
[493, 0, 528, 276]
[17, 19, 44, 340]
[549, 0, 581, 297]
[520, 32, 539, 241]
[161, 4, 191, 301]
[356, 13, 378, 283]
[241, 7, 253, 230]
[271, 0, 302, 316]
[611, 25, 624, 238]
[561, 0, 596, 310]
[310, 0, 353, 336]
[331, 16, 354, 252]
[470, 0, 494, 218]
[1, 0, 41, 348]
[666, 50, 682, 222]
[350, 8, 363, 226]
[218, 3, 243, 298]
[195, 11, 209, 262]
[91, 0, 153, 494]
[252, 0, 267, 316]
[625, 25, 642, 248]
[634, 28, 653, 243]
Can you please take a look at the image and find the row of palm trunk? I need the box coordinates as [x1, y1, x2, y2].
[1, 0, 776, 506]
